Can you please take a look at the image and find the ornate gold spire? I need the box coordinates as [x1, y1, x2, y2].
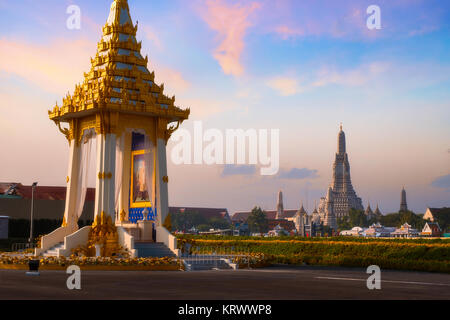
[337, 123, 346, 154]
[48, 0, 189, 127]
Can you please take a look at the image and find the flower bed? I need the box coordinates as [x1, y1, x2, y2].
[0, 254, 181, 271]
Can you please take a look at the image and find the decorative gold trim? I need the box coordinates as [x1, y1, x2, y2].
[88, 211, 119, 257]
[119, 209, 127, 222]
[54, 120, 72, 143]
[162, 176, 169, 183]
[61, 216, 67, 227]
[98, 172, 113, 180]
[47, 0, 190, 127]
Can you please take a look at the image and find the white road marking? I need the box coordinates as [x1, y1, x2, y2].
[315, 276, 450, 286]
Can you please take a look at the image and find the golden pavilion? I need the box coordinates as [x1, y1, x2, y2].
[36, 0, 189, 257]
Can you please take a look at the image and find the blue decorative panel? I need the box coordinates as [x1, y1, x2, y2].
[128, 207, 157, 224]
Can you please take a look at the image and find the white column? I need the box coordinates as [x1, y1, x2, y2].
[64, 141, 81, 233]
[119, 131, 132, 222]
[151, 143, 156, 222]
[155, 138, 169, 227]
[94, 133, 117, 222]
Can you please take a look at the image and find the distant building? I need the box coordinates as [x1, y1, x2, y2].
[311, 203, 321, 225]
[340, 227, 364, 237]
[199, 229, 233, 236]
[169, 207, 231, 224]
[232, 209, 297, 223]
[0, 216, 8, 239]
[232, 221, 249, 236]
[364, 203, 382, 221]
[363, 223, 395, 238]
[374, 204, 382, 217]
[268, 219, 296, 234]
[288, 203, 313, 237]
[365, 202, 375, 220]
[268, 224, 289, 237]
[275, 190, 284, 219]
[421, 222, 442, 237]
[400, 187, 408, 212]
[317, 125, 364, 220]
[0, 183, 231, 230]
[423, 207, 450, 223]
[322, 187, 337, 230]
[391, 223, 419, 238]
[0, 182, 95, 221]
[233, 192, 322, 236]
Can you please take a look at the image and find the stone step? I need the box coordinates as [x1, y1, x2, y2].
[42, 242, 65, 257]
[135, 242, 175, 258]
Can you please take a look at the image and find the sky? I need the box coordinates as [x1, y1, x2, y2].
[0, 0, 449, 215]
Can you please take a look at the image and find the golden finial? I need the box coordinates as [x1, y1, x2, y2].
[340, 122, 343, 131]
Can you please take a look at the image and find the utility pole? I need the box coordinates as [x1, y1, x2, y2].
[29, 182, 38, 244]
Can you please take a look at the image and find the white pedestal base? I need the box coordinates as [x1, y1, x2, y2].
[138, 221, 154, 242]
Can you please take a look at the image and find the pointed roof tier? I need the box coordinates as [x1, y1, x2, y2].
[365, 202, 374, 215]
[312, 201, 318, 214]
[298, 203, 307, 215]
[48, 0, 189, 125]
[374, 204, 382, 216]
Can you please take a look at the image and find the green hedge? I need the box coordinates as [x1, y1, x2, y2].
[177, 236, 450, 273]
[177, 234, 448, 244]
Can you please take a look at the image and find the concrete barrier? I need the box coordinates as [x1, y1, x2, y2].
[35, 226, 72, 256]
[117, 226, 137, 258]
[156, 226, 180, 257]
[58, 226, 91, 257]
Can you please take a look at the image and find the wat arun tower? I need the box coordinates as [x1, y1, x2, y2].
[318, 125, 364, 219]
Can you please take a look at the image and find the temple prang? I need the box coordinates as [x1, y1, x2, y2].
[318, 125, 364, 227]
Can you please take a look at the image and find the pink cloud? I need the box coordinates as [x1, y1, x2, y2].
[267, 76, 303, 96]
[153, 66, 191, 96]
[0, 37, 95, 96]
[141, 25, 164, 51]
[201, 0, 261, 77]
[273, 3, 368, 40]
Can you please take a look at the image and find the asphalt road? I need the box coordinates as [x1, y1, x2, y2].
[0, 266, 449, 300]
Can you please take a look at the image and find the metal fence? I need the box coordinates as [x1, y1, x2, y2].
[11, 242, 38, 252]
[180, 246, 254, 271]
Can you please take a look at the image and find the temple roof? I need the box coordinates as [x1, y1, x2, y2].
[374, 204, 382, 216]
[298, 203, 307, 215]
[49, 0, 189, 124]
[232, 210, 298, 222]
[0, 183, 95, 201]
[365, 202, 373, 215]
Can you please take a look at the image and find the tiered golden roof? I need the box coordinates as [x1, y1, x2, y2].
[49, 0, 190, 125]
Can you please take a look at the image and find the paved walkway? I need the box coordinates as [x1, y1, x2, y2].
[0, 265, 449, 300]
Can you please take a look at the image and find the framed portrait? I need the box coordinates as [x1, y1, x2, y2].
[130, 150, 153, 208]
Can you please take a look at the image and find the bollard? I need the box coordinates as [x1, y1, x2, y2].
[26, 259, 40, 276]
